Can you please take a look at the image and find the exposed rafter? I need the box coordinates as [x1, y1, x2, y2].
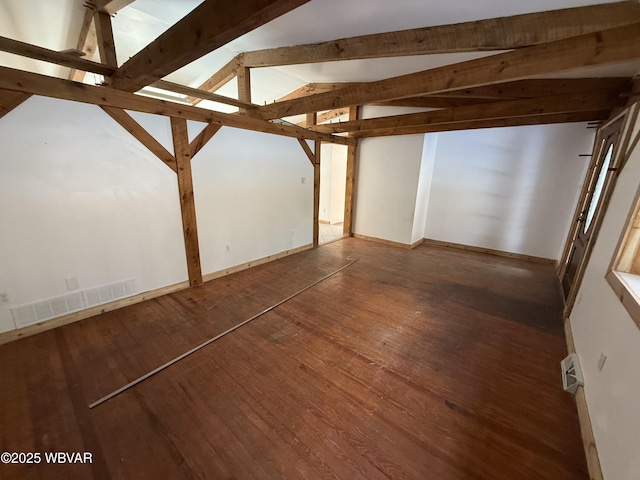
[0, 65, 354, 146]
[257, 23, 640, 120]
[0, 35, 115, 76]
[109, 0, 311, 92]
[69, 8, 98, 81]
[351, 110, 612, 138]
[311, 91, 626, 134]
[151, 79, 254, 110]
[241, 1, 640, 67]
[278, 83, 363, 102]
[189, 54, 244, 105]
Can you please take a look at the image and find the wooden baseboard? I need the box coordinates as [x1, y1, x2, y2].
[352, 233, 422, 250]
[203, 243, 314, 282]
[318, 219, 330, 224]
[0, 244, 315, 346]
[0, 280, 190, 346]
[422, 238, 556, 265]
[564, 319, 604, 480]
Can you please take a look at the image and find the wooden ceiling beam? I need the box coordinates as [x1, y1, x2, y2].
[0, 35, 115, 76]
[69, 7, 99, 81]
[242, 1, 640, 67]
[190, 54, 243, 105]
[277, 83, 364, 102]
[0, 65, 354, 146]
[151, 79, 254, 110]
[109, 0, 311, 92]
[94, 10, 118, 69]
[0, 89, 31, 119]
[351, 110, 612, 138]
[312, 91, 625, 134]
[257, 22, 640, 120]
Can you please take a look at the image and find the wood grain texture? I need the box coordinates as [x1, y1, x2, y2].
[242, 1, 640, 67]
[69, 8, 98, 81]
[0, 239, 588, 479]
[0, 88, 31, 119]
[0, 35, 114, 76]
[189, 54, 243, 105]
[94, 10, 117, 69]
[0, 65, 354, 145]
[343, 106, 358, 235]
[258, 23, 640, 120]
[171, 117, 203, 287]
[312, 92, 625, 134]
[109, 0, 311, 91]
[351, 110, 612, 138]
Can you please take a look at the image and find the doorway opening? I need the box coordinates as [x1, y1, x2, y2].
[319, 143, 348, 245]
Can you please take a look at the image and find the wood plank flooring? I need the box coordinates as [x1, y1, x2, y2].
[0, 238, 588, 479]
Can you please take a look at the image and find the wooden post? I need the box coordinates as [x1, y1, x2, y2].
[237, 66, 252, 105]
[313, 140, 321, 247]
[94, 10, 117, 69]
[171, 117, 203, 287]
[343, 106, 359, 235]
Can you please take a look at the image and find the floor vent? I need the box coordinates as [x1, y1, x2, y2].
[561, 353, 584, 395]
[10, 292, 85, 328]
[83, 278, 137, 308]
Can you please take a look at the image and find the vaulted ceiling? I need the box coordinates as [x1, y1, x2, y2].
[0, 0, 639, 139]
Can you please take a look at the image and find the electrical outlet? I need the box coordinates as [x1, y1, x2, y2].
[225, 245, 230, 252]
[301, 177, 307, 184]
[0, 293, 9, 304]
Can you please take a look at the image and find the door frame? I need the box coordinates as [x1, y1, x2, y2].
[559, 110, 630, 316]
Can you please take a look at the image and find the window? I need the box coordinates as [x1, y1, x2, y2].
[606, 106, 640, 328]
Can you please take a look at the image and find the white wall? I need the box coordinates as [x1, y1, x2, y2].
[411, 134, 438, 243]
[424, 124, 593, 260]
[570, 106, 640, 480]
[353, 133, 425, 244]
[0, 96, 188, 334]
[192, 127, 313, 274]
[0, 97, 315, 335]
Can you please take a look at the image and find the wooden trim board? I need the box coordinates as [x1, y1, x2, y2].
[422, 238, 556, 265]
[0, 244, 315, 346]
[353, 233, 423, 250]
[203, 243, 314, 282]
[564, 319, 605, 480]
[0, 281, 191, 346]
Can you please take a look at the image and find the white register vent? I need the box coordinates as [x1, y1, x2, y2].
[9, 278, 137, 328]
[83, 278, 137, 308]
[10, 292, 86, 328]
[561, 353, 584, 395]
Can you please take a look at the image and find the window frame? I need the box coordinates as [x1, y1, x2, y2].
[605, 103, 640, 328]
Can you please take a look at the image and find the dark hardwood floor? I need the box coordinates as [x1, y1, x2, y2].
[0, 238, 588, 479]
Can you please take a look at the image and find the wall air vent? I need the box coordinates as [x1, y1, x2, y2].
[83, 278, 137, 308]
[561, 353, 584, 395]
[10, 292, 85, 328]
[9, 278, 137, 328]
